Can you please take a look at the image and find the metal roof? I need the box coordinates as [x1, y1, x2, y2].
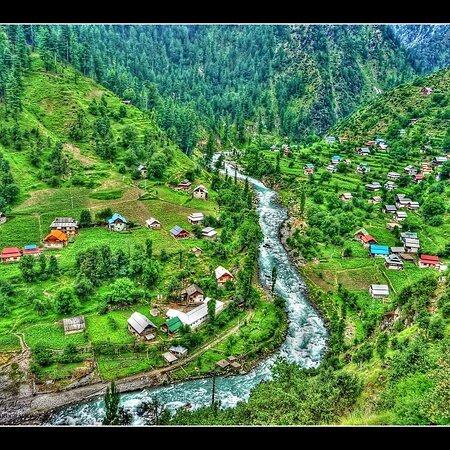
[108, 213, 127, 224]
[127, 312, 156, 334]
[63, 316, 85, 333]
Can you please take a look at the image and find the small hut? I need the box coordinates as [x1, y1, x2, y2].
[62, 316, 86, 335]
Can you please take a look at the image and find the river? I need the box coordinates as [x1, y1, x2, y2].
[48, 160, 328, 425]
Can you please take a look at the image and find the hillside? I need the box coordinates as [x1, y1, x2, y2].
[390, 24, 450, 73]
[0, 41, 282, 400]
[25, 24, 417, 143]
[331, 66, 450, 150]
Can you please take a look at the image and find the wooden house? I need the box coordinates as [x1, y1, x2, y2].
[0, 247, 21, 264]
[43, 230, 68, 249]
[331, 155, 341, 165]
[181, 284, 204, 304]
[170, 226, 190, 239]
[432, 156, 447, 166]
[177, 179, 192, 191]
[163, 352, 178, 364]
[169, 345, 188, 358]
[127, 312, 157, 341]
[419, 255, 440, 269]
[108, 213, 128, 232]
[0, 212, 6, 225]
[365, 182, 382, 191]
[354, 228, 369, 240]
[360, 234, 378, 247]
[340, 193, 353, 201]
[379, 143, 388, 150]
[190, 246, 203, 257]
[386, 222, 402, 231]
[161, 316, 183, 335]
[384, 181, 397, 191]
[404, 165, 417, 175]
[356, 163, 370, 174]
[421, 87, 433, 95]
[390, 246, 406, 254]
[50, 217, 79, 236]
[62, 316, 85, 335]
[136, 164, 148, 178]
[22, 244, 43, 257]
[394, 211, 408, 222]
[356, 147, 370, 156]
[384, 254, 404, 270]
[192, 185, 209, 200]
[402, 238, 420, 253]
[395, 195, 411, 209]
[145, 217, 161, 230]
[304, 164, 315, 175]
[369, 284, 389, 299]
[413, 173, 425, 184]
[326, 164, 337, 173]
[216, 359, 230, 370]
[202, 227, 217, 239]
[387, 172, 400, 180]
[215, 266, 234, 286]
[383, 205, 397, 214]
[407, 201, 420, 211]
[368, 196, 382, 204]
[187, 212, 204, 225]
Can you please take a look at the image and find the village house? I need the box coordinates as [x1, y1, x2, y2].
[331, 155, 341, 164]
[390, 246, 406, 254]
[432, 156, 447, 166]
[50, 217, 79, 236]
[421, 164, 433, 175]
[387, 172, 400, 180]
[169, 345, 188, 358]
[386, 222, 402, 231]
[187, 212, 204, 225]
[368, 196, 382, 204]
[162, 352, 178, 364]
[419, 255, 440, 269]
[379, 143, 388, 151]
[215, 266, 234, 286]
[384, 181, 397, 191]
[0, 247, 21, 264]
[340, 193, 353, 201]
[202, 226, 217, 239]
[399, 129, 406, 135]
[383, 205, 397, 214]
[344, 158, 352, 165]
[400, 253, 415, 263]
[360, 234, 378, 247]
[166, 298, 224, 329]
[400, 232, 420, 253]
[356, 147, 370, 156]
[369, 284, 390, 299]
[369, 244, 389, 258]
[339, 137, 348, 143]
[375, 138, 385, 144]
[356, 163, 370, 174]
[394, 211, 408, 222]
[161, 316, 183, 335]
[170, 226, 190, 239]
[404, 165, 417, 176]
[192, 185, 209, 200]
[136, 164, 148, 178]
[395, 194, 412, 209]
[145, 217, 161, 230]
[181, 284, 204, 304]
[366, 140, 376, 147]
[62, 316, 85, 335]
[421, 87, 433, 95]
[0, 212, 6, 225]
[410, 118, 419, 125]
[354, 228, 369, 239]
[190, 246, 203, 257]
[216, 359, 230, 370]
[326, 136, 336, 143]
[127, 312, 157, 341]
[121, 100, 132, 105]
[326, 164, 337, 173]
[22, 244, 43, 257]
[177, 179, 192, 191]
[43, 230, 68, 249]
[108, 213, 128, 232]
[413, 173, 425, 184]
[270, 145, 278, 151]
[304, 163, 315, 175]
[384, 254, 404, 270]
[365, 182, 382, 192]
[407, 201, 420, 211]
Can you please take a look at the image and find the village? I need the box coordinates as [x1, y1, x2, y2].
[265, 93, 449, 306]
[0, 169, 262, 387]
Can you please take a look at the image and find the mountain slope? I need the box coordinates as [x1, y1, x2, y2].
[390, 25, 450, 73]
[27, 24, 417, 142]
[331, 66, 450, 150]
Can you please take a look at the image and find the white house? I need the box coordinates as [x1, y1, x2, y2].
[166, 298, 224, 329]
[202, 227, 217, 239]
[193, 185, 209, 200]
[369, 284, 389, 299]
[145, 217, 161, 230]
[108, 213, 128, 232]
[187, 212, 204, 225]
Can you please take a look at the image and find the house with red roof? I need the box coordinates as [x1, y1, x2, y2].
[413, 173, 425, 184]
[0, 247, 21, 263]
[419, 255, 440, 269]
[360, 234, 378, 248]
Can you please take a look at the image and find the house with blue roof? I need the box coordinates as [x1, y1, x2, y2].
[170, 225, 190, 239]
[108, 213, 128, 232]
[369, 244, 389, 258]
[331, 155, 341, 164]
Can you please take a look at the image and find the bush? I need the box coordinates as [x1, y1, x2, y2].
[429, 316, 446, 340]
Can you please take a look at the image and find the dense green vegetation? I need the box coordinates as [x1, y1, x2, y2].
[21, 24, 416, 145]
